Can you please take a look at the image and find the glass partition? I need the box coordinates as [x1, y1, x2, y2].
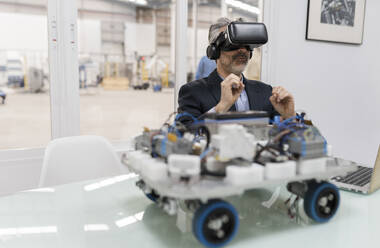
[0, 2, 50, 149]
[226, 0, 262, 80]
[78, 0, 174, 142]
[0, 0, 264, 149]
[190, 0, 263, 81]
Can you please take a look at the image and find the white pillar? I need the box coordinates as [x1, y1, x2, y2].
[258, 0, 264, 22]
[192, 0, 198, 76]
[153, 9, 157, 54]
[170, 1, 176, 75]
[47, 0, 80, 139]
[174, 0, 188, 111]
[221, 0, 227, 17]
[260, 0, 278, 84]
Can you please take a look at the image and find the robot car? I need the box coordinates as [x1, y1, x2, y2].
[122, 111, 356, 248]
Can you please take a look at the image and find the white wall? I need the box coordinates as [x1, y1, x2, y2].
[263, 0, 380, 166]
[78, 19, 101, 54]
[0, 13, 47, 51]
[187, 27, 209, 71]
[124, 22, 156, 56]
[0, 13, 102, 55]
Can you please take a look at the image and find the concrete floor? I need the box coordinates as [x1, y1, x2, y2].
[0, 88, 174, 149]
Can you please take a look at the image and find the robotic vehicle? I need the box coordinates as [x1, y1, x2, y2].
[122, 111, 356, 248]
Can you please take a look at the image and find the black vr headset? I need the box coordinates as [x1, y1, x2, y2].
[206, 22, 268, 60]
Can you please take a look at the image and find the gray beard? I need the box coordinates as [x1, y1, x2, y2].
[230, 64, 247, 76]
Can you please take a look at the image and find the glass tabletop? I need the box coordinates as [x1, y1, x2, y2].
[0, 173, 379, 248]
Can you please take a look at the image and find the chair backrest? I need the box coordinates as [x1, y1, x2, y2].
[39, 135, 124, 187]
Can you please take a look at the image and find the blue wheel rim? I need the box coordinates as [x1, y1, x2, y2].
[145, 193, 157, 202]
[304, 182, 340, 223]
[145, 190, 159, 203]
[193, 200, 239, 248]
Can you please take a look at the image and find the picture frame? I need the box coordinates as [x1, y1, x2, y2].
[306, 0, 366, 44]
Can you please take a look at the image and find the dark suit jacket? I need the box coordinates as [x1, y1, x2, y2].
[178, 69, 279, 119]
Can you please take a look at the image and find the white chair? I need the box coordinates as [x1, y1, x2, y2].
[39, 135, 124, 187]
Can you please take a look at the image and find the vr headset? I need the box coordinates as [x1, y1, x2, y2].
[206, 22, 268, 60]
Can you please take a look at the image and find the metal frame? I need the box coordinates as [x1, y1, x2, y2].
[48, 0, 80, 139]
[174, 0, 188, 111]
[221, 0, 227, 17]
[192, 0, 198, 76]
[260, 0, 277, 84]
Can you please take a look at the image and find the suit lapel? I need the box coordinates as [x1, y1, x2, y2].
[206, 70, 222, 106]
[244, 78, 260, 110]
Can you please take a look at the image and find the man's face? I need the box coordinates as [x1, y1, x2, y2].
[218, 47, 250, 76]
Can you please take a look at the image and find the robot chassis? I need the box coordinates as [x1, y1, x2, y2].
[122, 111, 356, 248]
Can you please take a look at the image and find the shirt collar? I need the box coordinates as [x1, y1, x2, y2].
[217, 72, 246, 84]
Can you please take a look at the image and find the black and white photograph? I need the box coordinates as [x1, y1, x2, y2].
[306, 0, 366, 44]
[320, 0, 356, 27]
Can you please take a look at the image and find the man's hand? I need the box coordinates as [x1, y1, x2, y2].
[215, 74, 244, 113]
[270, 86, 296, 119]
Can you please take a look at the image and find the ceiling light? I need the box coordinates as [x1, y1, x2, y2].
[225, 0, 260, 15]
[118, 0, 147, 6]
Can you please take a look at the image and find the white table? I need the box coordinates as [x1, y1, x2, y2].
[0, 173, 379, 248]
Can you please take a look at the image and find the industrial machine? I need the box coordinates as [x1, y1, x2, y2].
[0, 89, 5, 104]
[6, 58, 24, 87]
[27, 67, 45, 93]
[79, 61, 101, 89]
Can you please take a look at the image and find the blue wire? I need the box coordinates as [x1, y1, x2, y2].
[174, 112, 199, 124]
[199, 148, 210, 160]
[163, 112, 200, 139]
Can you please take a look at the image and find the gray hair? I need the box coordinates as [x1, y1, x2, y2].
[208, 17, 231, 44]
[208, 17, 245, 44]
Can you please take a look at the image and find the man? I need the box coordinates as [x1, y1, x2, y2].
[195, 55, 216, 80]
[178, 18, 295, 120]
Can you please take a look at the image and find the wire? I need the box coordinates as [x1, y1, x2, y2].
[175, 112, 199, 124]
[201, 170, 226, 177]
[196, 125, 211, 149]
[199, 148, 210, 160]
[254, 144, 279, 163]
[162, 111, 177, 127]
[255, 115, 309, 164]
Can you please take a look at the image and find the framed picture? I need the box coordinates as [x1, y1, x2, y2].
[306, 0, 366, 44]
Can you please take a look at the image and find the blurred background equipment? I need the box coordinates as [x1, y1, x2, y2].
[133, 55, 149, 90]
[145, 54, 169, 92]
[79, 60, 101, 89]
[0, 65, 7, 86]
[102, 61, 131, 90]
[27, 67, 44, 93]
[0, 89, 5, 104]
[6, 58, 24, 88]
